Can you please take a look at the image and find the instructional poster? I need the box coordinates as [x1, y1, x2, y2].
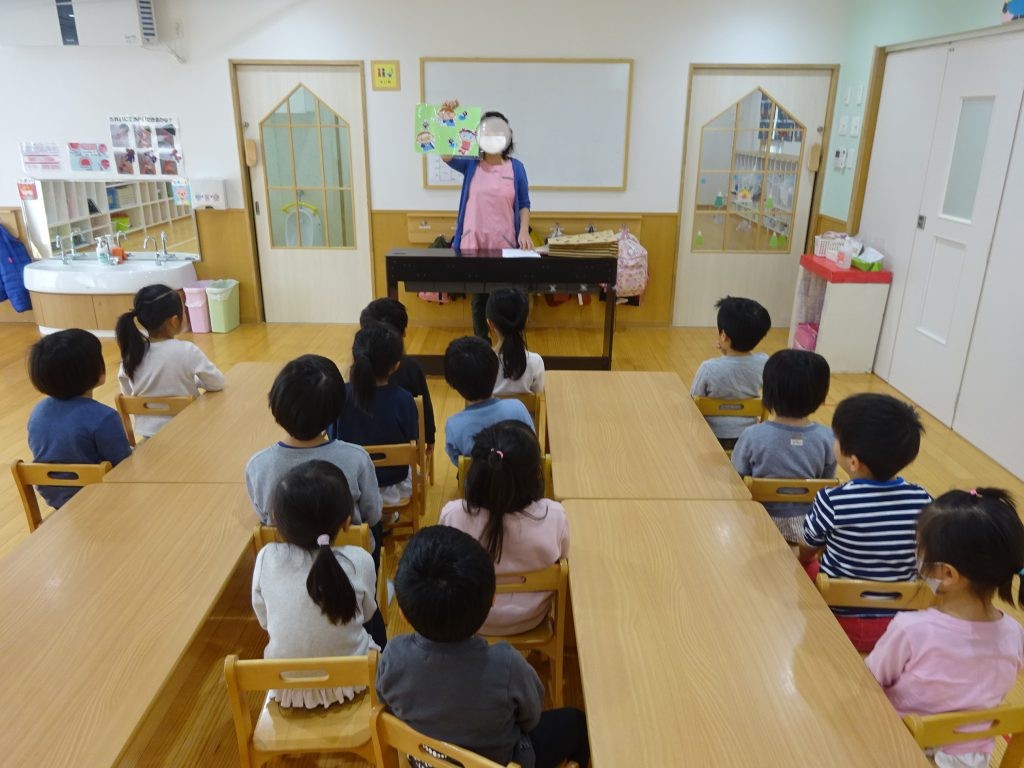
[414, 101, 481, 155]
[68, 142, 111, 172]
[19, 142, 63, 173]
[109, 115, 184, 177]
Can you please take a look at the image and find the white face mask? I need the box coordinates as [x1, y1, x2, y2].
[917, 558, 942, 594]
[478, 134, 508, 155]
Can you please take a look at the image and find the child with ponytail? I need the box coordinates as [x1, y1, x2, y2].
[115, 283, 223, 438]
[252, 460, 383, 709]
[330, 323, 418, 506]
[439, 420, 567, 635]
[486, 288, 544, 395]
[867, 488, 1024, 766]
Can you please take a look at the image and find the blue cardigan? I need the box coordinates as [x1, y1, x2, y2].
[445, 156, 530, 248]
[0, 225, 32, 312]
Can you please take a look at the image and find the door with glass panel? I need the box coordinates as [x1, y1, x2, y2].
[236, 64, 371, 322]
[888, 35, 1024, 425]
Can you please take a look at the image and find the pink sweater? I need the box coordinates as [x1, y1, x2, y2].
[439, 498, 569, 635]
[866, 608, 1024, 755]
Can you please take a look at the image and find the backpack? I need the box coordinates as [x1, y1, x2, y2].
[615, 227, 648, 298]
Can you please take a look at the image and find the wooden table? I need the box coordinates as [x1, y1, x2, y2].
[546, 371, 751, 500]
[0, 482, 255, 767]
[565, 499, 929, 766]
[105, 361, 282, 484]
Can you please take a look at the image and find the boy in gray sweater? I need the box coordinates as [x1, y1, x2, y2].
[377, 526, 589, 768]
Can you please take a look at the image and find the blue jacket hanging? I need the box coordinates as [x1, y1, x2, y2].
[0, 225, 32, 312]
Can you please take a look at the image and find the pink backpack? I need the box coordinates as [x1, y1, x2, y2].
[615, 227, 648, 298]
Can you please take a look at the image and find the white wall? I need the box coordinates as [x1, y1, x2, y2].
[0, 0, 849, 215]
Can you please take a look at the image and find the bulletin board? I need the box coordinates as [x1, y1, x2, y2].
[420, 58, 633, 190]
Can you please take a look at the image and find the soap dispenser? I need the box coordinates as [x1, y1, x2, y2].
[96, 235, 111, 265]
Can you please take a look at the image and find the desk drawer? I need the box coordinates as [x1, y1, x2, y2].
[407, 215, 457, 244]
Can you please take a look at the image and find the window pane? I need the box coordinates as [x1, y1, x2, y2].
[291, 125, 323, 188]
[942, 96, 994, 221]
[692, 210, 725, 252]
[699, 130, 734, 172]
[288, 87, 317, 125]
[296, 191, 325, 246]
[707, 106, 736, 131]
[268, 189, 296, 247]
[761, 213, 791, 251]
[322, 126, 352, 188]
[319, 102, 338, 125]
[727, 211, 759, 251]
[264, 102, 290, 126]
[262, 127, 293, 187]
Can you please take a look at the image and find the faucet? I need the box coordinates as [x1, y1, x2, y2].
[141, 235, 157, 253]
[113, 231, 127, 248]
[156, 231, 170, 265]
[54, 235, 71, 265]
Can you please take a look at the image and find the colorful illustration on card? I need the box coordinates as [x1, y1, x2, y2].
[109, 116, 184, 177]
[414, 102, 481, 154]
[69, 142, 111, 172]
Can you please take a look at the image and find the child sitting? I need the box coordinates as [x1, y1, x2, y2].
[443, 336, 533, 466]
[376, 526, 589, 768]
[244, 354, 382, 551]
[867, 488, 1024, 768]
[329, 324, 418, 506]
[731, 349, 835, 543]
[690, 296, 772, 448]
[253, 460, 384, 708]
[487, 288, 545, 395]
[115, 284, 224, 439]
[359, 298, 436, 459]
[440, 420, 568, 635]
[800, 393, 931, 652]
[27, 329, 132, 508]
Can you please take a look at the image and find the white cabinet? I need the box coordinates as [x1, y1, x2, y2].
[788, 254, 892, 373]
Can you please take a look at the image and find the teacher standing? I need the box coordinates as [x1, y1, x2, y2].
[444, 110, 532, 340]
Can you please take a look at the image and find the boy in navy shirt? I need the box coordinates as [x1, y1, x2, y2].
[27, 329, 132, 508]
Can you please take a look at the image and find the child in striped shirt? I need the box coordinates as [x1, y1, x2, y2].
[799, 393, 931, 653]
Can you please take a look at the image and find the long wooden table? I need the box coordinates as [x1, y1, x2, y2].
[0, 482, 255, 767]
[565, 499, 929, 766]
[546, 371, 751, 500]
[105, 361, 282, 484]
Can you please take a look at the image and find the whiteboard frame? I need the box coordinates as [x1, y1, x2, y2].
[419, 57, 633, 191]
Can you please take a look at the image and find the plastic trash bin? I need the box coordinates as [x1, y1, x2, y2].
[206, 279, 240, 333]
[183, 280, 214, 333]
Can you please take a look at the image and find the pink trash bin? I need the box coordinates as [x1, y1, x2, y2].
[184, 280, 214, 333]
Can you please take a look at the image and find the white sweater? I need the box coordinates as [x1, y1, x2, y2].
[493, 350, 545, 395]
[117, 338, 224, 438]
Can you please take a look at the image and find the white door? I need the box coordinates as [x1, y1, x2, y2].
[675, 68, 833, 326]
[237, 64, 372, 323]
[888, 35, 1024, 425]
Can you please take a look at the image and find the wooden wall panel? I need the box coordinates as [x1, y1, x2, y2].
[194, 209, 261, 323]
[371, 210, 679, 329]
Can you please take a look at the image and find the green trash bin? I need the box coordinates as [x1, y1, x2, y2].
[206, 279, 240, 333]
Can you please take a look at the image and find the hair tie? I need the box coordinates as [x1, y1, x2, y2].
[316, 534, 331, 546]
[491, 449, 504, 460]
[969, 489, 979, 496]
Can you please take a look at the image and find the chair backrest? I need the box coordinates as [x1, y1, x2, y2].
[693, 396, 765, 420]
[744, 476, 840, 504]
[115, 394, 195, 447]
[364, 396, 426, 525]
[815, 573, 935, 611]
[473, 392, 548, 450]
[456, 454, 555, 500]
[11, 459, 112, 532]
[904, 704, 1024, 768]
[224, 651, 379, 761]
[371, 708, 521, 768]
[253, 523, 372, 553]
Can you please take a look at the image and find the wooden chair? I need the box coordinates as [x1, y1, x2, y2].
[744, 476, 841, 504]
[904, 704, 1024, 768]
[456, 454, 554, 500]
[253, 523, 389, 623]
[224, 651, 379, 768]
[468, 392, 548, 451]
[363, 397, 426, 545]
[815, 573, 936, 611]
[115, 394, 195, 447]
[11, 459, 111, 532]
[371, 707, 581, 768]
[481, 560, 569, 707]
[693, 395, 766, 421]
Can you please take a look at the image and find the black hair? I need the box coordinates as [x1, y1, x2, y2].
[762, 349, 831, 419]
[481, 110, 514, 159]
[115, 284, 183, 380]
[28, 328, 105, 400]
[444, 336, 498, 402]
[918, 488, 1024, 606]
[269, 354, 346, 440]
[714, 296, 772, 352]
[359, 297, 409, 336]
[394, 526, 496, 642]
[486, 289, 531, 381]
[271, 460, 358, 625]
[832, 393, 924, 480]
[350, 324, 403, 413]
[464, 420, 544, 561]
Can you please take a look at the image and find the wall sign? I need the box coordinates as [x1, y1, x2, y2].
[108, 115, 184, 177]
[20, 142, 63, 173]
[371, 60, 400, 91]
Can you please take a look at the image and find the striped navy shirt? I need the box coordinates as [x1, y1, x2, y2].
[803, 478, 932, 617]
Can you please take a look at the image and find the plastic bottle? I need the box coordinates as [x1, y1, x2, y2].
[695, 230, 704, 246]
[96, 236, 111, 265]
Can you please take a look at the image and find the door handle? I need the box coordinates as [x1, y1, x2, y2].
[254, 200, 260, 216]
[244, 138, 258, 168]
[917, 215, 926, 230]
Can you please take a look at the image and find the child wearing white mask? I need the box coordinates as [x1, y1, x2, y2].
[866, 488, 1024, 768]
[443, 110, 532, 341]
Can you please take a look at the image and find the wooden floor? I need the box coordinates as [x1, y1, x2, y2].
[1, 321, 1021, 767]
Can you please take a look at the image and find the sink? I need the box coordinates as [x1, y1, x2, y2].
[24, 257, 199, 294]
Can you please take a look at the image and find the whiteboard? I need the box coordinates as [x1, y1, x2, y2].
[421, 58, 633, 190]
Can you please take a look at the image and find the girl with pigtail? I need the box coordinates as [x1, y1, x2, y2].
[486, 288, 544, 395]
